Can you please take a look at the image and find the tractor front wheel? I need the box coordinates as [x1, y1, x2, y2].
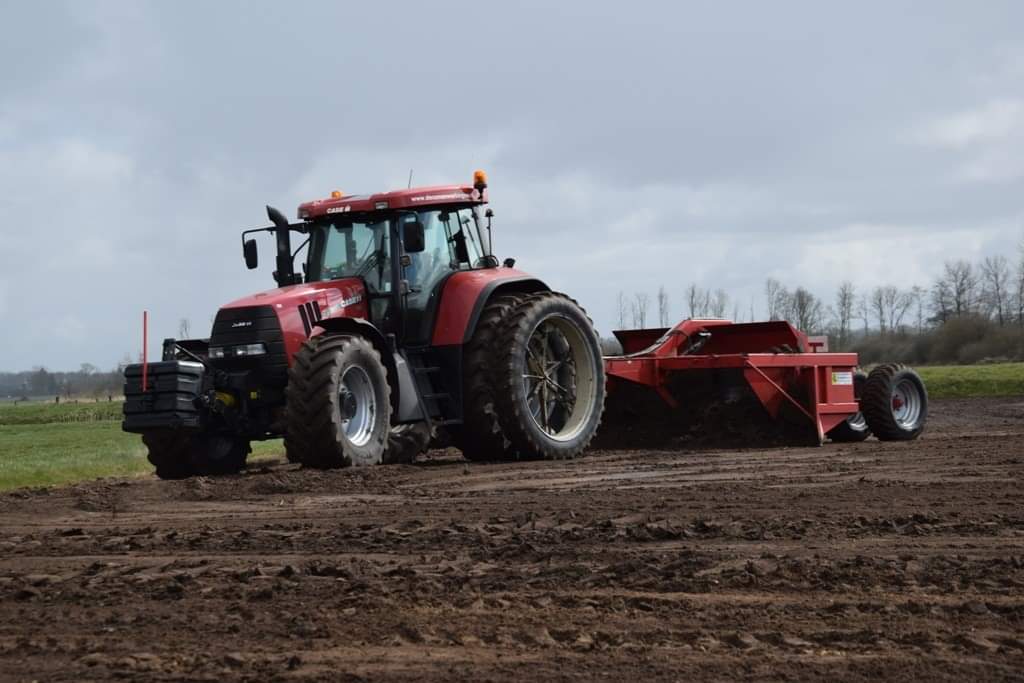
[493, 292, 605, 460]
[285, 335, 391, 468]
[144, 431, 249, 479]
[143, 431, 194, 480]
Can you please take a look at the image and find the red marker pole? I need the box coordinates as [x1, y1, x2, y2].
[142, 310, 149, 392]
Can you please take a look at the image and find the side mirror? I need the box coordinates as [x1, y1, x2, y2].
[402, 219, 426, 253]
[243, 238, 258, 269]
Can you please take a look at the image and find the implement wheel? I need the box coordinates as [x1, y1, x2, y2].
[861, 363, 928, 441]
[493, 292, 605, 460]
[827, 370, 871, 443]
[285, 335, 391, 468]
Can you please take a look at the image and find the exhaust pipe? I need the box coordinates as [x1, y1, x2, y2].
[266, 205, 296, 287]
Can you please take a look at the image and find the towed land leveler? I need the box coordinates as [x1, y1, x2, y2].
[605, 319, 927, 446]
[123, 172, 926, 478]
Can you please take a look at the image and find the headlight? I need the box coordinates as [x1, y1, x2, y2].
[209, 343, 266, 359]
[235, 343, 267, 357]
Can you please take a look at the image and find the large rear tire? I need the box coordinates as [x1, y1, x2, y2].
[492, 292, 605, 460]
[827, 370, 871, 443]
[285, 335, 391, 468]
[455, 293, 527, 461]
[861, 363, 927, 441]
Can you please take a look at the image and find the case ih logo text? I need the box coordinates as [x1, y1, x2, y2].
[231, 321, 253, 328]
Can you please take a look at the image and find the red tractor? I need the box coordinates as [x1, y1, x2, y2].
[123, 172, 607, 478]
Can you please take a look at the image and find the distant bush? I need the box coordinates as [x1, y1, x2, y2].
[851, 317, 1024, 366]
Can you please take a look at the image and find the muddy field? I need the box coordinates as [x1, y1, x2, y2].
[1, 397, 1022, 681]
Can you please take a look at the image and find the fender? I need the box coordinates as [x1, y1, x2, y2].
[431, 269, 549, 346]
[314, 317, 415, 419]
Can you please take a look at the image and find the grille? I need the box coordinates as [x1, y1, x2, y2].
[209, 305, 288, 386]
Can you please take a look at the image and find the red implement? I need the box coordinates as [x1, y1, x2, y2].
[604, 319, 859, 443]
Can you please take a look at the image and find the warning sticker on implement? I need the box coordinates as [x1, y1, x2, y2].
[831, 371, 854, 386]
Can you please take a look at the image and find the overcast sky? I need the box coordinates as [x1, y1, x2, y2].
[2, 1, 1022, 371]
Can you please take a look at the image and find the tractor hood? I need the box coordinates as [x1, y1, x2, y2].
[217, 278, 370, 362]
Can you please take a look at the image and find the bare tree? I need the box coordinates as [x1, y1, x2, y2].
[710, 289, 729, 318]
[911, 285, 926, 334]
[885, 286, 914, 332]
[686, 284, 710, 318]
[981, 255, 1010, 325]
[789, 287, 825, 332]
[871, 287, 887, 333]
[656, 286, 670, 327]
[178, 318, 191, 339]
[616, 291, 629, 329]
[930, 274, 953, 324]
[872, 286, 914, 334]
[835, 281, 855, 348]
[633, 292, 650, 328]
[1016, 241, 1024, 326]
[856, 294, 871, 334]
[765, 278, 787, 321]
[945, 260, 979, 317]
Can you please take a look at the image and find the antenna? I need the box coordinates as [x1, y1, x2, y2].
[407, 169, 413, 189]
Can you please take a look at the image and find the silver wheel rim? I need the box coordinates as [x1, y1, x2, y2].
[847, 411, 867, 430]
[892, 379, 922, 429]
[339, 366, 376, 447]
[521, 315, 598, 442]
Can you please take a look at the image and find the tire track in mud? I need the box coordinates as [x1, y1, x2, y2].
[0, 397, 1022, 681]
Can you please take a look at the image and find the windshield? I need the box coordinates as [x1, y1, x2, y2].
[306, 208, 488, 285]
[307, 218, 391, 293]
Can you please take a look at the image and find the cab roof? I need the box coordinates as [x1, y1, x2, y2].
[297, 184, 487, 220]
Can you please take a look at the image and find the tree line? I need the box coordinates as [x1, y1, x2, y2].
[615, 242, 1024, 365]
[0, 359, 135, 401]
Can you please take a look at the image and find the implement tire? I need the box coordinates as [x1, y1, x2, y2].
[456, 293, 527, 461]
[827, 370, 871, 443]
[492, 292, 605, 460]
[861, 363, 928, 441]
[285, 335, 391, 468]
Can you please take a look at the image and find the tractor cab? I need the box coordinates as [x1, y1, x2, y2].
[243, 171, 497, 345]
[303, 203, 490, 344]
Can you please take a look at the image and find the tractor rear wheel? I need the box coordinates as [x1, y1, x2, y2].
[827, 370, 871, 443]
[493, 292, 605, 460]
[456, 293, 527, 461]
[285, 335, 391, 468]
[861, 363, 928, 441]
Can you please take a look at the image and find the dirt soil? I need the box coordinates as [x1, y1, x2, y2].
[1, 397, 1022, 682]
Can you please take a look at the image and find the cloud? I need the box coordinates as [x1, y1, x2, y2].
[917, 98, 1024, 184]
[1, 2, 1024, 368]
[922, 99, 1024, 149]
